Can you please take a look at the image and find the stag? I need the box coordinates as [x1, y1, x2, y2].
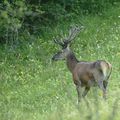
[52, 26, 112, 102]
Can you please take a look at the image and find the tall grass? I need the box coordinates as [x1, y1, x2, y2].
[0, 4, 120, 120]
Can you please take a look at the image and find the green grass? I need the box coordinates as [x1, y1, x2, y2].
[0, 5, 120, 120]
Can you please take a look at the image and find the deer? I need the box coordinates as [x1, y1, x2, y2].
[52, 26, 112, 103]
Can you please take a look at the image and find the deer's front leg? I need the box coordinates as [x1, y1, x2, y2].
[76, 81, 82, 103]
[82, 87, 90, 97]
[76, 85, 81, 103]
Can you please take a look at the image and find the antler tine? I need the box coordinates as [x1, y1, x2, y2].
[64, 26, 80, 44]
[53, 37, 64, 47]
[69, 26, 80, 40]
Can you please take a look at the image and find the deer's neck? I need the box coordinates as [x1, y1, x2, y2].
[66, 52, 78, 73]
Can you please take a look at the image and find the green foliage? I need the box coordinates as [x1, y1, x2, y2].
[0, 0, 119, 44]
[0, 1, 26, 44]
[0, 0, 43, 44]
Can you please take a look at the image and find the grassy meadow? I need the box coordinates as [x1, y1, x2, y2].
[0, 4, 120, 120]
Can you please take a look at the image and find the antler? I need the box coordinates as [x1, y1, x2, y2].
[54, 26, 83, 48]
[53, 37, 64, 47]
[63, 26, 80, 44]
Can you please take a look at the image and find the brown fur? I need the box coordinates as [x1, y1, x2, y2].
[66, 52, 112, 101]
[72, 61, 111, 87]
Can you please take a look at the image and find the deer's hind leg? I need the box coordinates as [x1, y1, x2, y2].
[103, 81, 108, 90]
[98, 80, 107, 99]
[94, 72, 107, 99]
[103, 69, 111, 92]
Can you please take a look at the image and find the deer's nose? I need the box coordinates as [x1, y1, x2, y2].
[52, 56, 55, 61]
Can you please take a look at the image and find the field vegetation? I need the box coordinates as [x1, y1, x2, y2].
[0, 0, 120, 120]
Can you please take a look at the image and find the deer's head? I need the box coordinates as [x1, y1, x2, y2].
[52, 26, 82, 61]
